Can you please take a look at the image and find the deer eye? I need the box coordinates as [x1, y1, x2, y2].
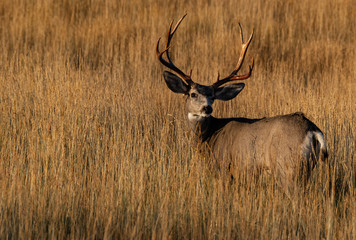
[190, 93, 197, 98]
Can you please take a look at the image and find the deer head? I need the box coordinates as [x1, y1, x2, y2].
[156, 14, 254, 122]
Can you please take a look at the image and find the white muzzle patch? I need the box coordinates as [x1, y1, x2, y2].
[188, 112, 210, 122]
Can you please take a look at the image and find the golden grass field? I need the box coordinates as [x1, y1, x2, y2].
[0, 0, 355, 239]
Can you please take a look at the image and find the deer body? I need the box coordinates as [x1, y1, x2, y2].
[156, 15, 328, 180]
[188, 112, 327, 179]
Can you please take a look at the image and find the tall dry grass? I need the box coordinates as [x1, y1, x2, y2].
[0, 0, 355, 239]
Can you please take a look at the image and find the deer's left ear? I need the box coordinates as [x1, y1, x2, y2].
[214, 83, 245, 101]
[163, 71, 190, 94]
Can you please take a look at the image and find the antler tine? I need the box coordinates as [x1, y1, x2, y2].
[213, 24, 254, 89]
[165, 14, 187, 49]
[233, 23, 253, 74]
[156, 14, 194, 85]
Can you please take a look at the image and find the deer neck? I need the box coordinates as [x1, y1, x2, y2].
[187, 114, 216, 143]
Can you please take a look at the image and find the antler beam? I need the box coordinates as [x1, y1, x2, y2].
[156, 14, 194, 86]
[212, 24, 254, 89]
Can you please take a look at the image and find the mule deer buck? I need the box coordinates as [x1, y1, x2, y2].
[156, 15, 328, 182]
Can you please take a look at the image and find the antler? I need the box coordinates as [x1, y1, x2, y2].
[212, 24, 254, 89]
[156, 14, 194, 86]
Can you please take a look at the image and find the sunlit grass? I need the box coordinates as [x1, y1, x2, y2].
[0, 0, 355, 239]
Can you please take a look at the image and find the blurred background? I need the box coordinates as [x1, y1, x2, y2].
[0, 0, 355, 239]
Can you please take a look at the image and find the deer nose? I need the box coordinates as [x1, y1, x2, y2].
[203, 105, 213, 114]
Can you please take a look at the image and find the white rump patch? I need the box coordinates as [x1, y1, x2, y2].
[301, 131, 327, 156]
[314, 131, 326, 152]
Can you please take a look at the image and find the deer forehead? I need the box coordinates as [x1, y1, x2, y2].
[190, 84, 214, 97]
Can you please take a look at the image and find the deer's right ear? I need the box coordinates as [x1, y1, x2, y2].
[163, 71, 190, 94]
[214, 83, 245, 101]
